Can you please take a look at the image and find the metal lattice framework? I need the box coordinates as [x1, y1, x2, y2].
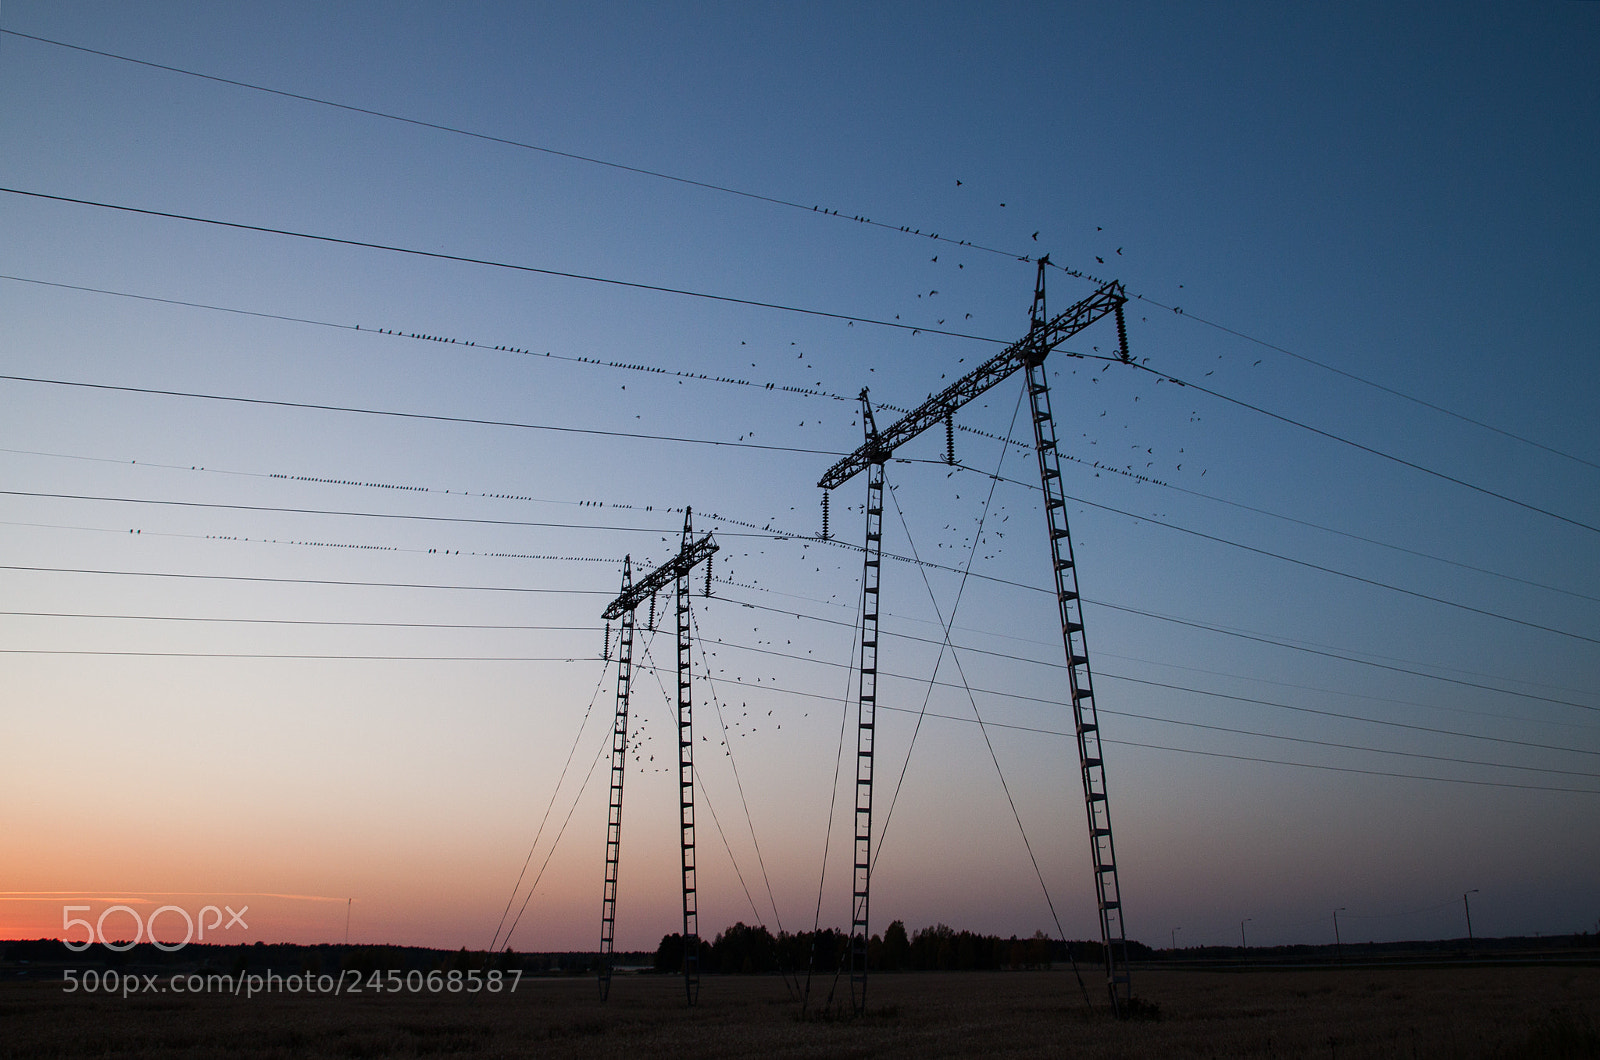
[847, 394, 886, 1013]
[818, 263, 1133, 1015]
[597, 557, 634, 1001]
[596, 509, 718, 1005]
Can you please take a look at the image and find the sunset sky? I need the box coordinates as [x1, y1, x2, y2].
[2, 2, 1597, 955]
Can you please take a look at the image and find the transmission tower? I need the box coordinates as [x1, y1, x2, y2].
[817, 262, 1134, 1016]
[596, 508, 718, 1005]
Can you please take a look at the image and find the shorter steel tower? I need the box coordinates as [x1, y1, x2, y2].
[596, 509, 718, 1005]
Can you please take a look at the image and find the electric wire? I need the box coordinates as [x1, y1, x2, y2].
[690, 606, 795, 992]
[801, 564, 863, 1017]
[631, 629, 771, 959]
[722, 592, 1600, 731]
[0, 487, 775, 541]
[631, 664, 1600, 796]
[14, 25, 1597, 484]
[15, 450, 1596, 652]
[0, 187, 999, 345]
[873, 386, 1024, 870]
[7, 30, 1593, 479]
[930, 460, 1600, 647]
[0, 649, 588, 662]
[0, 371, 850, 460]
[1132, 292, 1600, 475]
[9, 272, 1593, 610]
[489, 661, 612, 952]
[1129, 359, 1600, 537]
[0, 562, 608, 596]
[1102, 737, 1600, 796]
[690, 632, 1600, 757]
[0, 30, 1039, 271]
[500, 685, 620, 951]
[879, 437, 1079, 968]
[0, 610, 598, 633]
[10, 353, 1593, 644]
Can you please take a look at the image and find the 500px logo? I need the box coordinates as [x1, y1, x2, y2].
[62, 903, 248, 952]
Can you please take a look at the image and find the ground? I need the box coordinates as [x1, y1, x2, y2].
[3, 964, 1597, 1058]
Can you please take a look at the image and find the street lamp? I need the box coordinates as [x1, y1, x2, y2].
[1463, 890, 1479, 943]
[1333, 908, 1346, 961]
[1240, 918, 1252, 950]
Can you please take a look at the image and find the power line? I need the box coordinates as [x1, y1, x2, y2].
[1131, 360, 1600, 537]
[0, 649, 589, 661]
[627, 665, 1600, 797]
[0, 609, 597, 632]
[1101, 737, 1600, 797]
[0, 563, 608, 595]
[1105, 707, 1599, 781]
[1132, 293, 1600, 475]
[728, 594, 1600, 734]
[0, 488, 771, 539]
[698, 632, 1600, 753]
[0, 371, 846, 459]
[0, 29, 1038, 270]
[1106, 459, 1600, 606]
[929, 459, 1600, 646]
[719, 587, 1600, 715]
[15, 441, 1595, 650]
[7, 29, 1590, 475]
[10, 272, 1593, 610]
[491, 663, 612, 952]
[0, 187, 999, 345]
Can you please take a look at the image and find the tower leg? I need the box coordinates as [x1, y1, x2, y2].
[598, 559, 635, 1001]
[849, 457, 884, 1015]
[677, 514, 700, 1006]
[1023, 363, 1132, 1015]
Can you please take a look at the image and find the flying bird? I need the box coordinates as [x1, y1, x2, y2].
[1032, 231, 1039, 241]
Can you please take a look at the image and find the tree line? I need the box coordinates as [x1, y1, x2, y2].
[654, 922, 1155, 974]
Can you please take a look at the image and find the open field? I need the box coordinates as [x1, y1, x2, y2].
[2, 964, 1597, 1058]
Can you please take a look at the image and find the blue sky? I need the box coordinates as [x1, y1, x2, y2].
[2, 1, 1597, 953]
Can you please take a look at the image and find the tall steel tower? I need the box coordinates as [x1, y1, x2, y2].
[818, 262, 1133, 1015]
[596, 509, 718, 1005]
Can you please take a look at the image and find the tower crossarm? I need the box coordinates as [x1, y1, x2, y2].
[816, 278, 1126, 491]
[601, 532, 718, 620]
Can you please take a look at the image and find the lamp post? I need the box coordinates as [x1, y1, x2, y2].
[1240, 917, 1252, 950]
[1463, 890, 1478, 943]
[1333, 908, 1346, 961]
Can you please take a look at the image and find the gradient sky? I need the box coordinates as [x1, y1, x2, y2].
[2, 2, 1597, 955]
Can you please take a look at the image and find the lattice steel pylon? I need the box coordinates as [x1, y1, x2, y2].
[597, 509, 718, 1006]
[818, 260, 1134, 1016]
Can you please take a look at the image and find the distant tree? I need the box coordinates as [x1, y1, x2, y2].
[654, 932, 713, 974]
[911, 923, 955, 970]
[654, 932, 683, 973]
[710, 922, 776, 973]
[882, 920, 910, 970]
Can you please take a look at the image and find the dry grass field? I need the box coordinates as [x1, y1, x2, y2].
[2, 964, 1597, 1058]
